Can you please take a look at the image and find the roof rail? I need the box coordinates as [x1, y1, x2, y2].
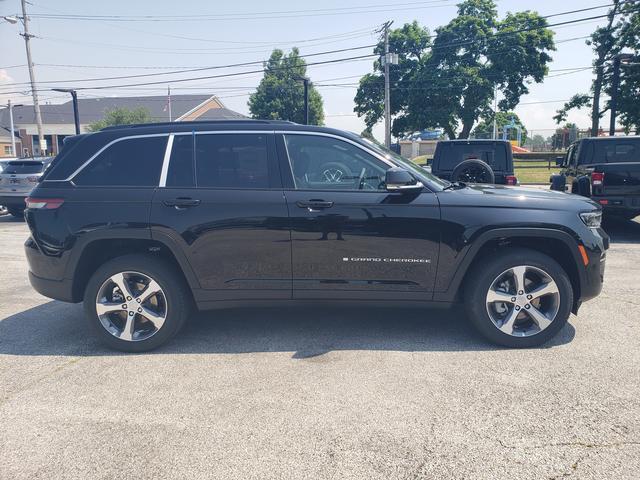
[100, 119, 297, 131]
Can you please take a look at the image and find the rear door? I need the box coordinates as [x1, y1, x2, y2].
[598, 140, 640, 196]
[278, 132, 440, 301]
[150, 131, 291, 301]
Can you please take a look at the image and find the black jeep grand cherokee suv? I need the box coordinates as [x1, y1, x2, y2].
[25, 120, 608, 352]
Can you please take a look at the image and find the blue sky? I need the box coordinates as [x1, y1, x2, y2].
[0, 0, 616, 139]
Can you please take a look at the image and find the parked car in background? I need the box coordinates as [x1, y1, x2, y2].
[550, 136, 640, 220]
[0, 157, 53, 218]
[0, 159, 9, 216]
[24, 120, 606, 352]
[430, 139, 518, 185]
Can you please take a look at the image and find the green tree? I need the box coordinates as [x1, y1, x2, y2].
[87, 107, 152, 132]
[249, 48, 324, 125]
[472, 111, 527, 144]
[354, 1, 554, 139]
[554, 1, 624, 134]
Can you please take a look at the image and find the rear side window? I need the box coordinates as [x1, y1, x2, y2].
[3, 161, 45, 174]
[603, 143, 639, 163]
[74, 136, 167, 186]
[438, 144, 507, 171]
[195, 134, 269, 189]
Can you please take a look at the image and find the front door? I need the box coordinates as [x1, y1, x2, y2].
[278, 133, 440, 301]
[150, 131, 291, 301]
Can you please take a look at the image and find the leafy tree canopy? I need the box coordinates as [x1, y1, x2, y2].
[555, 1, 640, 134]
[354, 1, 555, 139]
[248, 48, 324, 125]
[87, 107, 152, 132]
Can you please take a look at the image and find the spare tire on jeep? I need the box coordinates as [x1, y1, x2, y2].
[451, 159, 495, 184]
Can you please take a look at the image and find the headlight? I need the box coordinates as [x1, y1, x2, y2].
[580, 211, 602, 229]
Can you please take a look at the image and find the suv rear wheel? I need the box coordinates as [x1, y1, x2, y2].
[83, 254, 191, 352]
[465, 248, 573, 347]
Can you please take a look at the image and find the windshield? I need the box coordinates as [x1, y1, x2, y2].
[356, 137, 450, 190]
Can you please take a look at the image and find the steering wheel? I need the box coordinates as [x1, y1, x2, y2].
[319, 162, 353, 183]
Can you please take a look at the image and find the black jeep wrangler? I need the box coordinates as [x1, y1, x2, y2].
[431, 139, 518, 185]
[551, 136, 640, 220]
[25, 120, 607, 351]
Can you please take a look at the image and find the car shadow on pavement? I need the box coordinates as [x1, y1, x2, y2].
[0, 301, 575, 357]
[603, 217, 640, 244]
[0, 214, 24, 223]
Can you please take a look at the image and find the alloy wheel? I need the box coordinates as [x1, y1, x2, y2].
[485, 265, 560, 337]
[95, 271, 167, 342]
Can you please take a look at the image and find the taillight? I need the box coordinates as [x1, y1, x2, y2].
[27, 176, 39, 183]
[591, 172, 605, 186]
[25, 197, 64, 210]
[505, 175, 517, 185]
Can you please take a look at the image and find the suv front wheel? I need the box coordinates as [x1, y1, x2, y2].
[83, 254, 191, 352]
[465, 248, 573, 348]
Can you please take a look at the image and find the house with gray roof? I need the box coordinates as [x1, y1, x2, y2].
[0, 94, 246, 157]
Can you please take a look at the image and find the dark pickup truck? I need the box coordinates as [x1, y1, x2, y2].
[551, 136, 640, 220]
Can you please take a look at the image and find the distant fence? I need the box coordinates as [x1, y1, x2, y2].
[513, 152, 565, 170]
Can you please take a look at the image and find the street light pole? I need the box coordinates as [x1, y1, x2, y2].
[19, 0, 46, 155]
[52, 88, 80, 134]
[383, 21, 392, 148]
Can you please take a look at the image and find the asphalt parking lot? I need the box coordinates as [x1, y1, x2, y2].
[1, 213, 639, 480]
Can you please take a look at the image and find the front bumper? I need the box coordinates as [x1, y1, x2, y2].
[578, 227, 608, 306]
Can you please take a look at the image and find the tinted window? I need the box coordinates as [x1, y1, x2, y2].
[3, 161, 45, 174]
[285, 134, 387, 190]
[166, 134, 195, 187]
[195, 134, 269, 189]
[438, 144, 507, 171]
[74, 136, 167, 186]
[603, 143, 639, 163]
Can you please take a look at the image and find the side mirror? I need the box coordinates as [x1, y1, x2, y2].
[555, 156, 565, 166]
[385, 167, 423, 193]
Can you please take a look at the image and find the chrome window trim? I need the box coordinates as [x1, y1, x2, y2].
[159, 130, 275, 188]
[277, 130, 396, 169]
[278, 130, 396, 191]
[159, 134, 174, 187]
[50, 133, 171, 182]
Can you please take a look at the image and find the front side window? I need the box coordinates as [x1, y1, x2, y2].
[195, 134, 269, 189]
[74, 136, 167, 186]
[284, 134, 388, 191]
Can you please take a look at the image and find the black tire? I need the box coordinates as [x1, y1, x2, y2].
[451, 159, 495, 184]
[464, 248, 573, 348]
[7, 207, 24, 218]
[83, 254, 191, 352]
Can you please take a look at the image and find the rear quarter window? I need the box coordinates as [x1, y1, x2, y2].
[74, 136, 167, 186]
[603, 142, 639, 163]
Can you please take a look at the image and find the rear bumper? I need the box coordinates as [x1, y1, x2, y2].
[592, 195, 640, 216]
[28, 271, 75, 303]
[0, 195, 27, 208]
[25, 236, 76, 303]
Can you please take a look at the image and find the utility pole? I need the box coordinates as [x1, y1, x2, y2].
[382, 21, 393, 148]
[8, 100, 23, 157]
[167, 85, 172, 122]
[303, 77, 309, 125]
[20, 0, 46, 155]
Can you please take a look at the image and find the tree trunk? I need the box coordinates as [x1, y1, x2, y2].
[458, 121, 473, 139]
[444, 125, 456, 140]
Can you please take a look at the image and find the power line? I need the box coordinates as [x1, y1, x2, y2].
[23, 1, 458, 22]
